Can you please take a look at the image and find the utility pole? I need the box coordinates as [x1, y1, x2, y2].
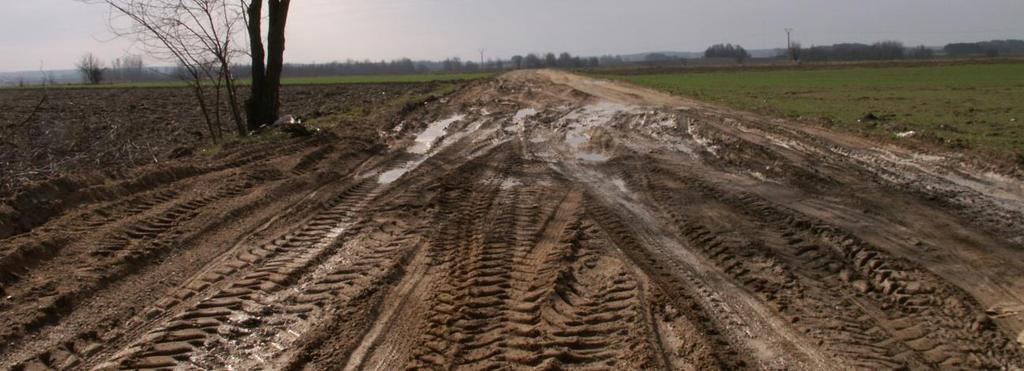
[478, 48, 486, 67]
[785, 28, 794, 61]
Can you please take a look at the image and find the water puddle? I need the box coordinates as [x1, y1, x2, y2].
[514, 108, 538, 123]
[378, 165, 413, 184]
[560, 102, 637, 148]
[409, 114, 465, 154]
[576, 153, 609, 162]
[612, 178, 629, 193]
[687, 121, 720, 156]
[565, 132, 589, 147]
[378, 114, 486, 185]
[500, 178, 522, 190]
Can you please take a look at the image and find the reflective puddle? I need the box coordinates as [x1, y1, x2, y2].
[409, 114, 465, 154]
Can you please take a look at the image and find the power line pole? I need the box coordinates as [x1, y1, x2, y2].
[478, 48, 486, 67]
[785, 28, 794, 61]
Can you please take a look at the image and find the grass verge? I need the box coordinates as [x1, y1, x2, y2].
[599, 63, 1024, 158]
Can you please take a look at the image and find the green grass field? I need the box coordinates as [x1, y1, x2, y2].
[601, 63, 1024, 156]
[10, 72, 492, 89]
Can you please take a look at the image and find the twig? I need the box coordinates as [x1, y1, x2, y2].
[19, 94, 48, 127]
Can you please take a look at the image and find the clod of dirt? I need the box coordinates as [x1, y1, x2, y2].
[852, 280, 872, 293]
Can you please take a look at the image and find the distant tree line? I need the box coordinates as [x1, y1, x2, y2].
[704, 44, 750, 62]
[109, 55, 159, 81]
[797, 41, 913, 62]
[944, 40, 1024, 57]
[508, 52, 600, 70]
[275, 52, 609, 76]
[787, 39, 1023, 62]
[74, 53, 166, 84]
[278, 59, 427, 76]
[63, 37, 1024, 88]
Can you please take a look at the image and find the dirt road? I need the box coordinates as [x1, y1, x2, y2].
[2, 70, 1024, 370]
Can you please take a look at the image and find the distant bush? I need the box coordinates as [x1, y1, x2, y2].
[76, 53, 105, 85]
[910, 46, 935, 60]
[945, 40, 1024, 57]
[704, 44, 750, 62]
[798, 41, 905, 62]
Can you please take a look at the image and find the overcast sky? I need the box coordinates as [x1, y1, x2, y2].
[2, 0, 1023, 72]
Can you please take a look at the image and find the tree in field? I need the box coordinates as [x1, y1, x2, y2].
[83, 0, 293, 139]
[870, 41, 905, 60]
[557, 52, 573, 68]
[76, 53, 105, 84]
[910, 45, 934, 60]
[544, 53, 557, 68]
[83, 0, 251, 142]
[245, 0, 292, 130]
[524, 54, 542, 69]
[704, 44, 750, 62]
[511, 55, 524, 69]
[110, 54, 147, 81]
[442, 57, 463, 72]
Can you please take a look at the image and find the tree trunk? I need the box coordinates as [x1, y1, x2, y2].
[245, 0, 266, 130]
[246, 0, 291, 132]
[222, 62, 246, 136]
[190, 77, 219, 143]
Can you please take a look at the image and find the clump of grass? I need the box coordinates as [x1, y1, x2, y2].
[305, 82, 459, 132]
[197, 128, 289, 156]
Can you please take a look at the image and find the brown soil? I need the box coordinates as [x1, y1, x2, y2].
[2, 70, 1023, 370]
[0, 83, 444, 195]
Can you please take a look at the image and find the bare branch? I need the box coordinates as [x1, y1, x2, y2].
[80, 0, 249, 140]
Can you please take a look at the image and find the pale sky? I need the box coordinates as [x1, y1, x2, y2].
[2, 0, 1023, 72]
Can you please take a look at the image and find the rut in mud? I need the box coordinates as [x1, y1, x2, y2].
[2, 70, 1024, 370]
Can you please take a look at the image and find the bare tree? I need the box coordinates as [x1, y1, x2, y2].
[82, 0, 249, 142]
[245, 0, 292, 130]
[510, 55, 524, 69]
[77, 53, 106, 84]
[111, 54, 148, 81]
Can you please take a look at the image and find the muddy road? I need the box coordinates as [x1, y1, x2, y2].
[2, 70, 1024, 370]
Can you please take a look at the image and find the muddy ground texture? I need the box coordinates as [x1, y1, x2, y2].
[0, 83, 444, 195]
[2, 70, 1024, 370]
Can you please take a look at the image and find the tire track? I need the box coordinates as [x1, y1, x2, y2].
[583, 198, 752, 370]
[642, 162, 1024, 368]
[504, 188, 665, 369]
[406, 161, 513, 369]
[1, 170, 280, 356]
[95, 179, 382, 369]
[7, 147, 379, 370]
